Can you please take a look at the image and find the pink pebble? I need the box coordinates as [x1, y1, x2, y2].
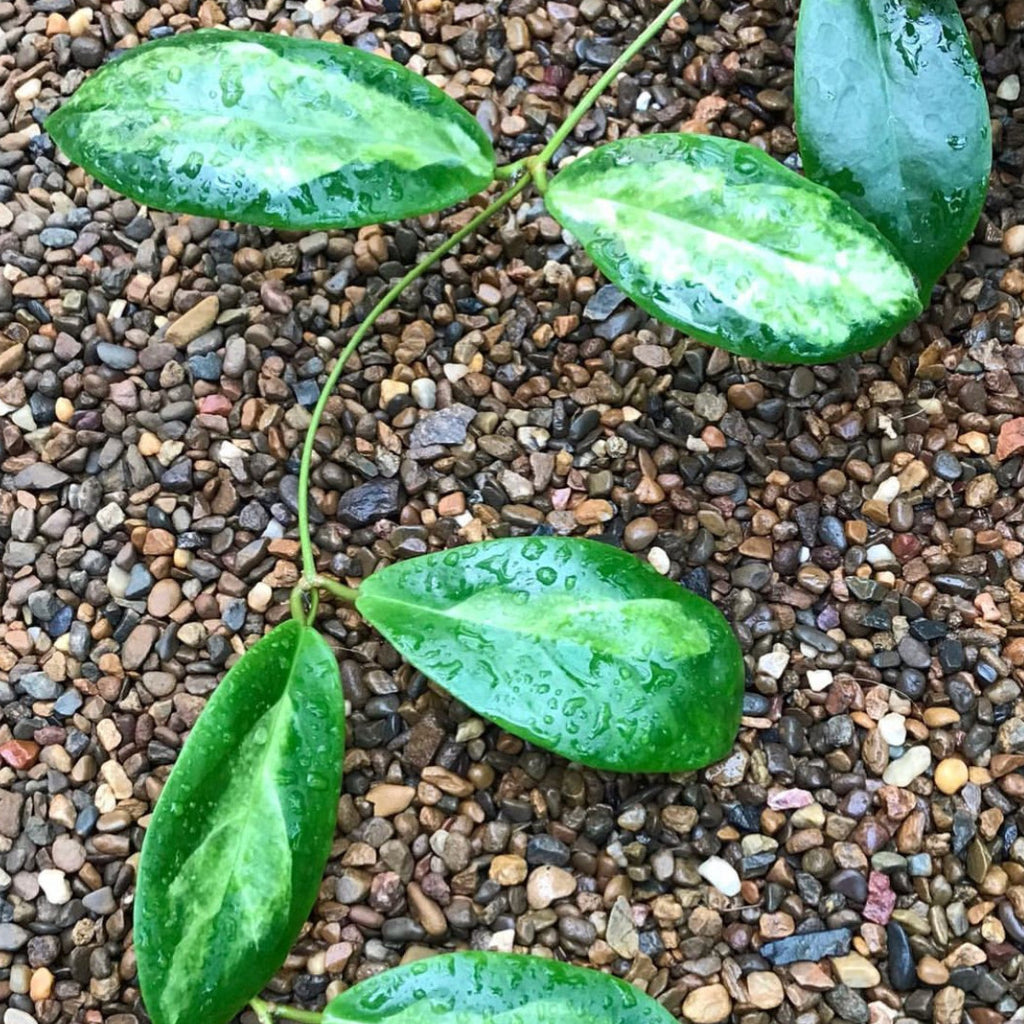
[767, 788, 813, 810]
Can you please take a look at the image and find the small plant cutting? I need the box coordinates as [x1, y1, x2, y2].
[43, 0, 991, 1022]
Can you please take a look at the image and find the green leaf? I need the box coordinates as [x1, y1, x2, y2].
[795, 0, 991, 298]
[46, 30, 495, 230]
[135, 619, 344, 1024]
[355, 537, 743, 773]
[323, 951, 677, 1024]
[544, 133, 923, 365]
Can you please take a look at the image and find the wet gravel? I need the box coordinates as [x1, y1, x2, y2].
[3, 1, 1024, 1023]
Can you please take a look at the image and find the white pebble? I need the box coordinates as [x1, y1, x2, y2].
[37, 869, 71, 905]
[14, 79, 41, 103]
[487, 928, 515, 953]
[806, 669, 833, 692]
[758, 648, 790, 680]
[11, 406, 36, 432]
[698, 856, 741, 897]
[998, 74, 1021, 102]
[411, 378, 436, 409]
[106, 564, 129, 600]
[866, 543, 895, 565]
[874, 476, 900, 504]
[647, 547, 670, 575]
[882, 746, 931, 787]
[216, 440, 246, 465]
[878, 712, 907, 747]
[95, 502, 125, 533]
[5, 1008, 38, 1024]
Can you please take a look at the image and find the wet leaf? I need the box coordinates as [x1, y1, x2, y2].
[135, 620, 344, 1024]
[545, 133, 923, 364]
[356, 537, 743, 773]
[795, 0, 991, 298]
[322, 951, 677, 1023]
[46, 30, 495, 229]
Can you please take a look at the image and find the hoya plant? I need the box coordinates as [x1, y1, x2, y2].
[43, 0, 990, 1022]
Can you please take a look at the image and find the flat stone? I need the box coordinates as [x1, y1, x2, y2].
[82, 887, 116, 915]
[882, 746, 931, 787]
[166, 295, 219, 347]
[124, 563, 154, 600]
[746, 972, 784, 1009]
[122, 623, 159, 671]
[761, 927, 852, 965]
[0, 923, 30, 951]
[606, 895, 638, 957]
[18, 672, 59, 699]
[682, 984, 732, 1024]
[338, 479, 401, 527]
[526, 865, 576, 909]
[147, 578, 182, 618]
[366, 784, 415, 817]
[409, 403, 476, 448]
[886, 921, 915, 990]
[12, 464, 69, 490]
[39, 227, 76, 247]
[832, 952, 881, 988]
[0, 790, 24, 838]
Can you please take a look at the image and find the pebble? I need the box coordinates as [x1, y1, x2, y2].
[757, 648, 789, 679]
[934, 757, 969, 795]
[166, 295, 219, 347]
[366, 785, 415, 816]
[762, 928, 852, 965]
[878, 712, 907, 746]
[682, 984, 732, 1024]
[832, 952, 882, 988]
[489, 855, 527, 885]
[0, 923, 30, 951]
[525, 865, 576, 909]
[36, 868, 71, 904]
[882, 746, 932, 787]
[698, 856, 741, 896]
[745, 972, 784, 1009]
[338, 479, 401, 527]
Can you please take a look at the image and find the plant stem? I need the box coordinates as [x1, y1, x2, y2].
[295, 0, 683, 587]
[532, 0, 687, 169]
[250, 997, 323, 1024]
[296, 172, 533, 583]
[494, 158, 528, 180]
[313, 576, 359, 605]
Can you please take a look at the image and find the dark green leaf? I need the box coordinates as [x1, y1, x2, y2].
[795, 0, 991, 297]
[545, 133, 922, 365]
[323, 951, 677, 1024]
[46, 30, 495, 229]
[356, 537, 743, 773]
[135, 619, 344, 1024]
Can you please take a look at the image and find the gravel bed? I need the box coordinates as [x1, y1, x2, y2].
[2, 1, 1024, 1023]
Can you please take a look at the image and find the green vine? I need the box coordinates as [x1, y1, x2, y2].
[293, 0, 688, 603]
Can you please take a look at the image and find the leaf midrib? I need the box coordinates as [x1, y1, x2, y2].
[359, 590, 682, 654]
[565, 187, 852, 277]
